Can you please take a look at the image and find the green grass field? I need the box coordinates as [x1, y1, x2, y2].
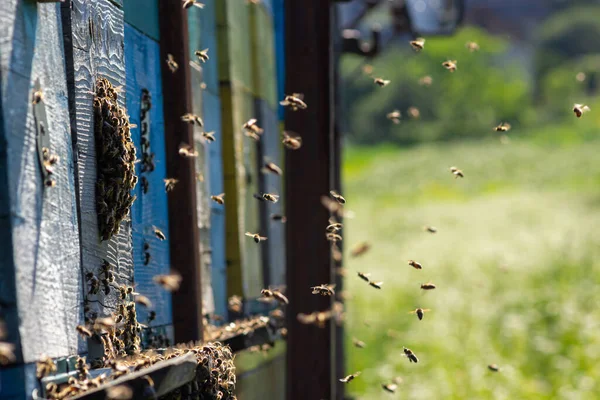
[342, 136, 600, 399]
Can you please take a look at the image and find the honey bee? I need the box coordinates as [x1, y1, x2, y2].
[450, 166, 464, 178]
[194, 48, 209, 63]
[408, 260, 422, 270]
[166, 54, 178, 73]
[36, 354, 57, 379]
[352, 338, 366, 348]
[369, 281, 383, 289]
[420, 282, 436, 290]
[573, 103, 591, 118]
[410, 37, 425, 51]
[382, 383, 398, 393]
[181, 113, 203, 126]
[242, 118, 264, 136]
[488, 363, 500, 372]
[211, 193, 225, 204]
[326, 232, 342, 242]
[442, 60, 457, 72]
[270, 214, 287, 223]
[106, 385, 133, 400]
[424, 225, 437, 233]
[164, 178, 179, 192]
[0, 342, 16, 365]
[76, 324, 93, 338]
[262, 161, 283, 176]
[135, 295, 153, 308]
[254, 192, 279, 203]
[94, 317, 116, 330]
[32, 89, 44, 104]
[202, 131, 216, 142]
[339, 371, 361, 383]
[282, 131, 302, 149]
[326, 218, 343, 233]
[494, 122, 511, 132]
[152, 226, 166, 241]
[407, 106, 420, 119]
[153, 272, 182, 292]
[374, 77, 390, 87]
[182, 0, 205, 9]
[386, 110, 401, 124]
[357, 271, 371, 282]
[350, 241, 370, 258]
[409, 308, 431, 320]
[329, 190, 345, 204]
[419, 75, 433, 86]
[311, 284, 336, 296]
[179, 143, 198, 158]
[279, 93, 307, 111]
[261, 289, 288, 305]
[403, 347, 419, 363]
[465, 41, 480, 52]
[228, 295, 243, 313]
[245, 232, 268, 243]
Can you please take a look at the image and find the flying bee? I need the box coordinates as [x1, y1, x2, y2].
[494, 122, 511, 132]
[409, 308, 431, 320]
[194, 48, 209, 63]
[245, 232, 267, 243]
[382, 383, 398, 393]
[407, 106, 420, 119]
[420, 282, 436, 290]
[311, 284, 336, 296]
[242, 118, 264, 135]
[261, 288, 288, 305]
[135, 295, 153, 308]
[271, 214, 287, 223]
[326, 232, 342, 242]
[279, 93, 307, 111]
[228, 295, 243, 313]
[282, 131, 302, 150]
[330, 190, 346, 204]
[178, 142, 198, 158]
[576, 72, 586, 82]
[419, 75, 433, 86]
[369, 281, 383, 289]
[211, 193, 225, 204]
[465, 41, 480, 52]
[352, 338, 366, 348]
[488, 364, 500, 372]
[410, 37, 425, 51]
[424, 225, 437, 233]
[0, 342, 16, 365]
[166, 54, 178, 73]
[180, 113, 203, 126]
[164, 178, 179, 192]
[152, 226, 166, 241]
[357, 271, 371, 282]
[386, 110, 401, 124]
[182, 0, 205, 9]
[403, 347, 419, 363]
[450, 166, 464, 178]
[262, 161, 283, 176]
[350, 241, 370, 257]
[408, 260, 422, 270]
[339, 371, 361, 383]
[202, 131, 216, 142]
[326, 218, 343, 233]
[573, 103, 590, 118]
[153, 272, 182, 292]
[76, 325, 93, 338]
[374, 77, 390, 87]
[442, 60, 457, 72]
[254, 192, 279, 203]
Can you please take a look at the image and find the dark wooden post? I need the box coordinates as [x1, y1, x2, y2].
[285, 1, 339, 399]
[158, 0, 203, 343]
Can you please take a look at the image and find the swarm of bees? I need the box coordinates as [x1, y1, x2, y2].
[93, 78, 138, 241]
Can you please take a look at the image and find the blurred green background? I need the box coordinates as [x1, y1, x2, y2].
[340, 2, 600, 399]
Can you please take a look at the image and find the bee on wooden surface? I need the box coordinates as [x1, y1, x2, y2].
[419, 75, 433, 86]
[153, 272, 182, 292]
[369, 281, 383, 289]
[245, 232, 268, 243]
[135, 295, 153, 308]
[382, 383, 398, 393]
[32, 89, 44, 105]
[181, 113, 203, 126]
[182, 0, 204, 9]
[202, 131, 216, 142]
[573, 103, 591, 118]
[326, 232, 342, 243]
[279, 93, 307, 111]
[488, 363, 500, 372]
[350, 241, 370, 257]
[271, 214, 287, 223]
[450, 166, 464, 178]
[166, 54, 178, 73]
[442, 60, 457, 72]
[228, 295, 243, 313]
[409, 308, 431, 320]
[282, 131, 302, 150]
[410, 37, 425, 51]
[311, 284, 336, 296]
[424, 225, 437, 233]
[407, 106, 420, 119]
[178, 143, 198, 158]
[339, 371, 361, 383]
[465, 41, 480, 52]
[374, 77, 390, 87]
[403, 347, 419, 363]
[408, 260, 422, 270]
[211, 193, 225, 204]
[152, 226, 166, 241]
[352, 338, 366, 348]
[76, 324, 93, 338]
[330, 190, 345, 204]
[195, 48, 209, 63]
[0, 342, 16, 365]
[494, 122, 511, 132]
[357, 271, 371, 282]
[326, 218, 343, 233]
[262, 161, 283, 176]
[420, 282, 437, 290]
[164, 178, 179, 192]
[386, 110, 401, 124]
[254, 192, 280, 203]
[261, 288, 288, 305]
[88, 276, 100, 295]
[36, 354, 57, 379]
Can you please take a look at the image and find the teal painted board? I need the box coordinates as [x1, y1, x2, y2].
[202, 91, 227, 318]
[124, 23, 173, 330]
[123, 0, 160, 41]
[188, 0, 219, 96]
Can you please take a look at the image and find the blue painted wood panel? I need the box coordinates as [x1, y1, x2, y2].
[273, 0, 285, 121]
[124, 24, 173, 330]
[123, 0, 160, 41]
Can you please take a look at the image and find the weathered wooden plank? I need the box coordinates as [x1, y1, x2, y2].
[0, 0, 83, 367]
[123, 0, 160, 41]
[124, 24, 173, 330]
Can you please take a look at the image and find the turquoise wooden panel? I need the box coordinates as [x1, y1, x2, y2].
[124, 24, 173, 330]
[261, 0, 274, 16]
[188, 0, 219, 96]
[123, 0, 159, 41]
[217, 1, 253, 91]
[273, 0, 285, 121]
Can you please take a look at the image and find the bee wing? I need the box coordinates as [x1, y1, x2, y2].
[189, 61, 202, 72]
[193, 2, 205, 8]
[408, 310, 417, 314]
[583, 105, 591, 112]
[292, 93, 304, 100]
[423, 309, 431, 312]
[259, 236, 268, 241]
[244, 232, 254, 237]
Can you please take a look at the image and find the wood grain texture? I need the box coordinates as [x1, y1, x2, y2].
[65, 0, 134, 318]
[0, 0, 83, 364]
[124, 23, 173, 329]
